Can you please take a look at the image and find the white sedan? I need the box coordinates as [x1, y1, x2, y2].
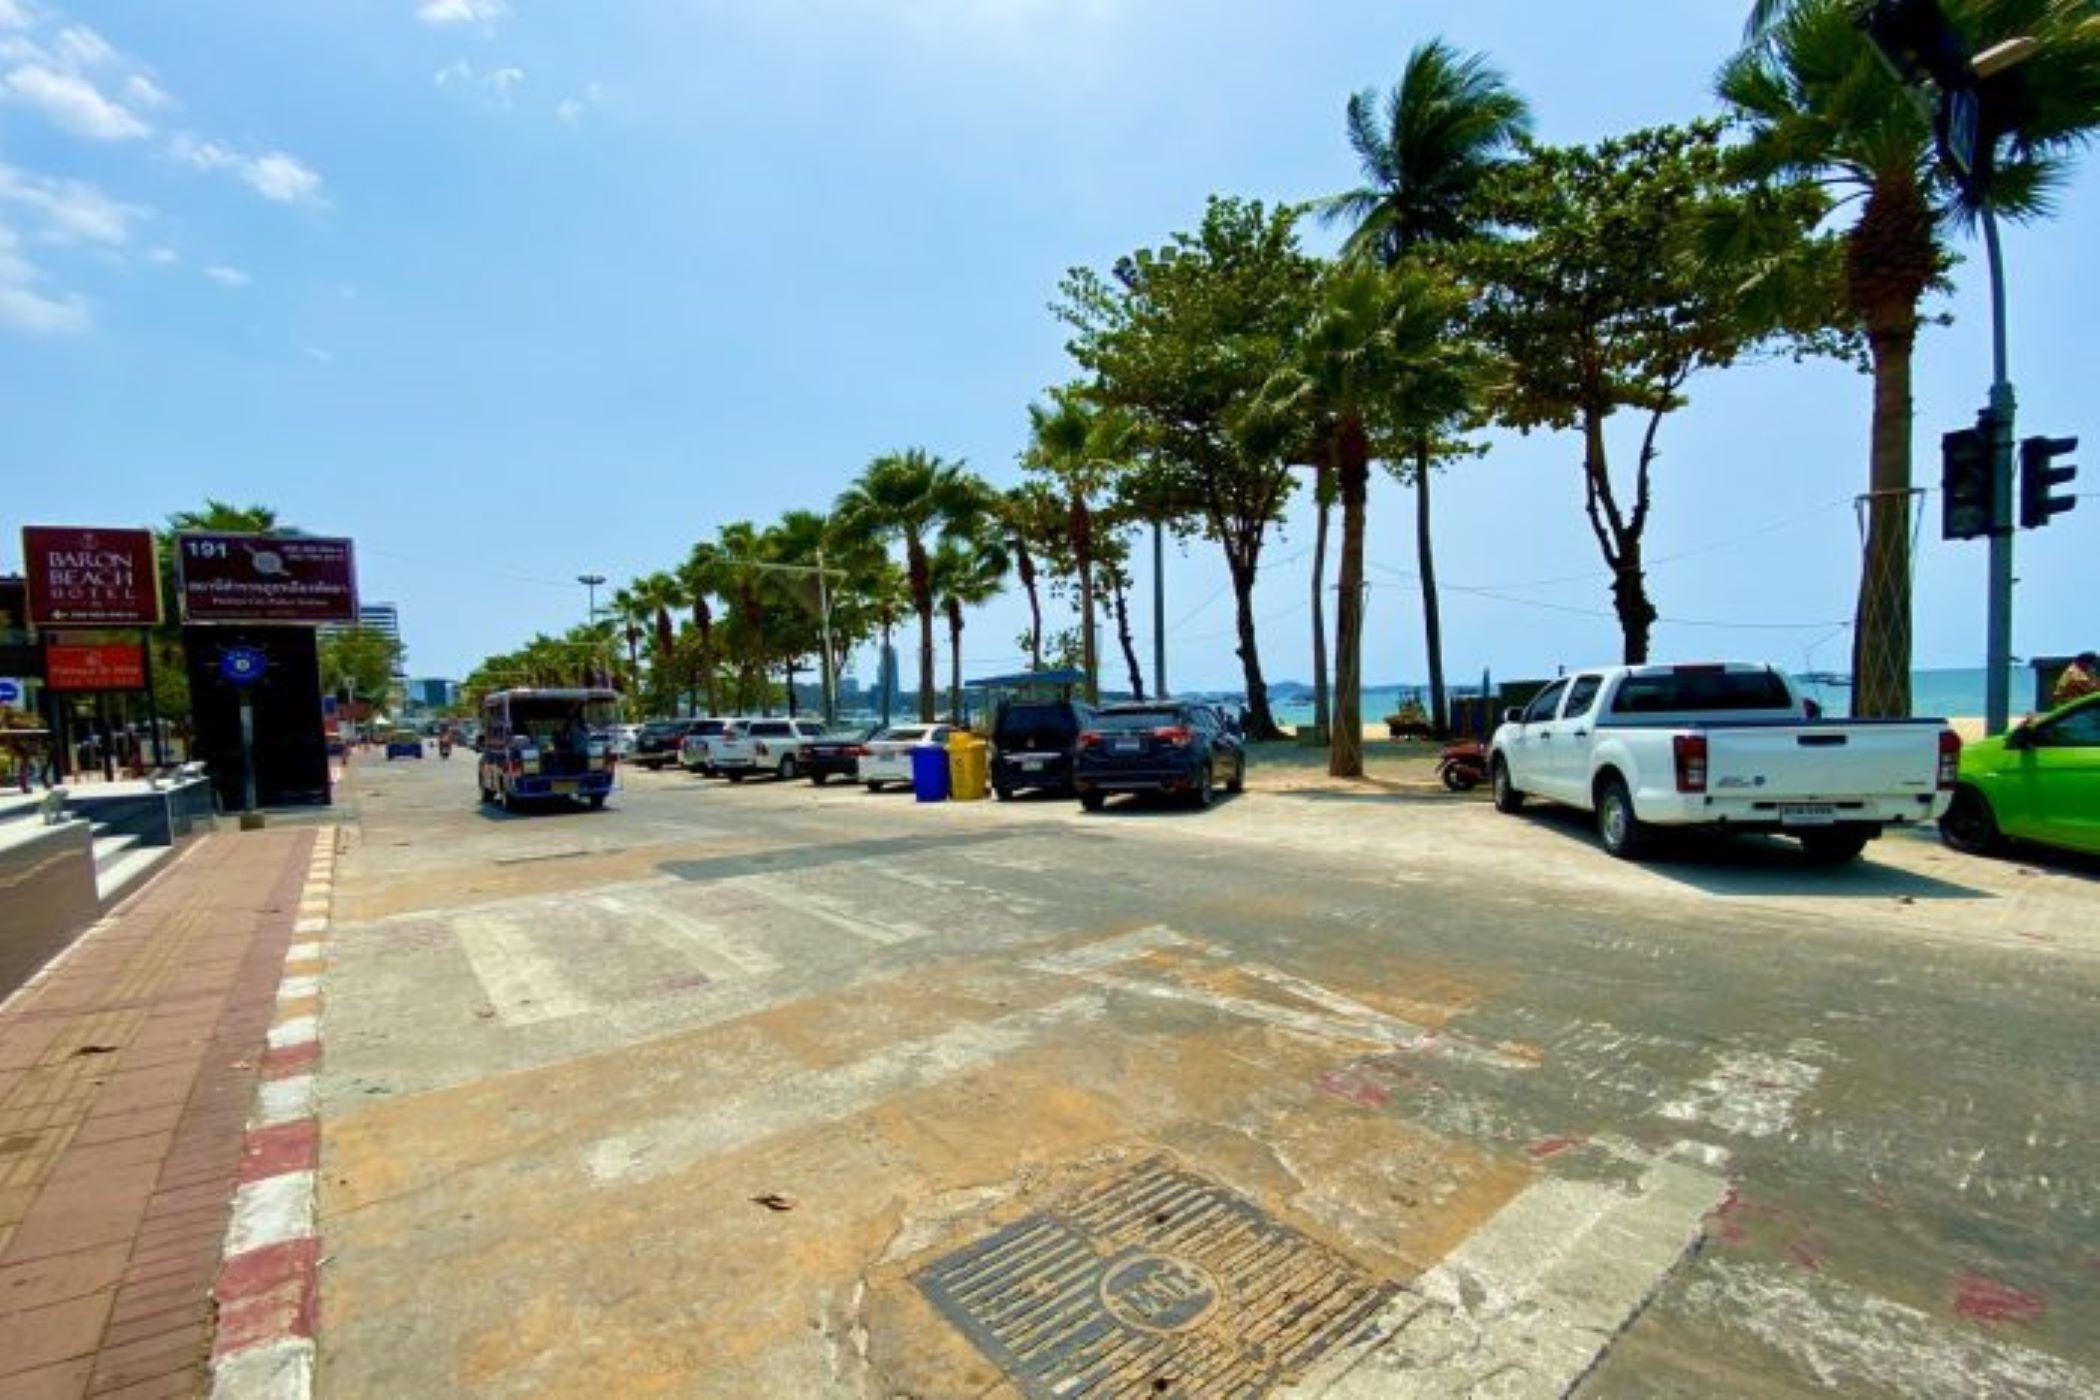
[861, 724, 952, 790]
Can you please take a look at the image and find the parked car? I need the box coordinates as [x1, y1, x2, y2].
[1940, 693, 2100, 858]
[676, 718, 733, 775]
[608, 723, 642, 757]
[709, 717, 828, 781]
[1488, 662, 1956, 862]
[861, 724, 953, 791]
[804, 725, 879, 785]
[632, 719, 700, 770]
[991, 700, 1097, 799]
[1074, 701, 1245, 811]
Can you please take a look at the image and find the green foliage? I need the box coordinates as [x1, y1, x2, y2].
[318, 626, 402, 700]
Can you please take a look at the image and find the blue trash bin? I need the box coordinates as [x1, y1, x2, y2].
[911, 743, 952, 803]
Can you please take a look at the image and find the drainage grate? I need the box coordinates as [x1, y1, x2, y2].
[917, 1157, 1391, 1398]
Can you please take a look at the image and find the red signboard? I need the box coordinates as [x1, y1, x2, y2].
[22, 526, 162, 626]
[46, 643, 146, 692]
[176, 534, 359, 624]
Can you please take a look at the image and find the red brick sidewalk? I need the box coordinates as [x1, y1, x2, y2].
[0, 829, 317, 1399]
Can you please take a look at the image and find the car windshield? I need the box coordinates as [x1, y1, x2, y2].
[1096, 707, 1185, 732]
[998, 704, 1082, 743]
[688, 720, 727, 735]
[1610, 669, 1794, 715]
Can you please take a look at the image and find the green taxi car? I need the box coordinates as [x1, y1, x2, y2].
[1940, 694, 2100, 857]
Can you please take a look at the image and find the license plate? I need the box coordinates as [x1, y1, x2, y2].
[1020, 755, 1048, 768]
[1113, 739, 1141, 753]
[551, 780, 578, 795]
[1779, 804, 1835, 826]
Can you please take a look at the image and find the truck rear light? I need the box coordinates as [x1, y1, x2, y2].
[1672, 734, 1708, 793]
[851, 745, 869, 757]
[1153, 726, 1194, 746]
[1937, 728, 1961, 790]
[1077, 730, 1102, 749]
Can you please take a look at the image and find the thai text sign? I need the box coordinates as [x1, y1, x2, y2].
[176, 534, 359, 624]
[47, 643, 146, 692]
[22, 527, 162, 626]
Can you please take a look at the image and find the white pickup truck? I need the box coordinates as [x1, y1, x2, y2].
[1487, 662, 1958, 862]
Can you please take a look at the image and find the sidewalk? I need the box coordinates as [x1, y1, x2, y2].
[0, 829, 317, 1399]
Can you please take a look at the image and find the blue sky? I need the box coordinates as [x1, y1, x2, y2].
[2, 0, 2094, 695]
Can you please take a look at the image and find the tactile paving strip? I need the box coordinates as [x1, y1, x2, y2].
[917, 1156, 1392, 1398]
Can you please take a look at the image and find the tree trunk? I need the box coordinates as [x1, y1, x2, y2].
[1111, 571, 1144, 701]
[908, 537, 936, 722]
[1414, 437, 1447, 735]
[1078, 558, 1099, 705]
[1330, 420, 1369, 778]
[1309, 470, 1332, 745]
[1226, 545, 1283, 741]
[1016, 547, 1043, 670]
[879, 619, 895, 726]
[946, 599, 964, 723]
[783, 655, 798, 718]
[1580, 411, 1658, 665]
[1851, 328, 1916, 717]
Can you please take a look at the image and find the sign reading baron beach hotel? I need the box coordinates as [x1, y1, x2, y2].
[21, 526, 163, 626]
[176, 533, 360, 624]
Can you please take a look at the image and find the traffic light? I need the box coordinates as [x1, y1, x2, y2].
[2020, 435, 2078, 530]
[1941, 410, 1999, 540]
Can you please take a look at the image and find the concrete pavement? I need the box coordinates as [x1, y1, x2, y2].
[311, 749, 2098, 1397]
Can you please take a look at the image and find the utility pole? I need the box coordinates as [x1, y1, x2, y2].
[1979, 207, 2015, 735]
[1152, 520, 1167, 698]
[577, 574, 607, 690]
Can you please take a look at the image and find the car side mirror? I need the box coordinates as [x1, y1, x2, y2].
[1502, 707, 1523, 725]
[2004, 725, 2034, 751]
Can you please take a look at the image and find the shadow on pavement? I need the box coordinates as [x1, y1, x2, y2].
[1079, 791, 1246, 819]
[658, 828, 1024, 881]
[1513, 802, 1995, 901]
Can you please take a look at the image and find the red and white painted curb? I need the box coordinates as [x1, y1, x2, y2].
[210, 829, 336, 1399]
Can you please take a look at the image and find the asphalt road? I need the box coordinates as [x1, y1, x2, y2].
[311, 749, 2099, 1398]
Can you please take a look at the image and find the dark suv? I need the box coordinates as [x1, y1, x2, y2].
[1074, 701, 1246, 810]
[631, 719, 698, 770]
[991, 700, 1096, 799]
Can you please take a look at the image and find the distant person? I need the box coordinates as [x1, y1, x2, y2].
[2054, 651, 2100, 706]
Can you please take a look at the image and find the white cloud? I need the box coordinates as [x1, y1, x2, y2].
[2, 63, 151, 139]
[0, 161, 145, 246]
[436, 59, 524, 108]
[52, 23, 112, 68]
[0, 214, 90, 334]
[123, 73, 170, 109]
[0, 0, 31, 31]
[556, 81, 604, 126]
[170, 133, 325, 206]
[146, 245, 176, 264]
[202, 264, 249, 287]
[417, 0, 506, 27]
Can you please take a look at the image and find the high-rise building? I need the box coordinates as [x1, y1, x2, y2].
[321, 602, 406, 673]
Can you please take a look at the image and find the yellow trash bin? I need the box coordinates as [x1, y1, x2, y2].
[947, 731, 990, 801]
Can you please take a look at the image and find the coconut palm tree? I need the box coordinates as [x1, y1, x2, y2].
[834, 450, 988, 722]
[1025, 390, 1134, 706]
[930, 533, 1011, 723]
[997, 482, 1063, 671]
[607, 584, 646, 695]
[1319, 37, 1531, 735]
[631, 571, 685, 712]
[1721, 0, 2100, 715]
[1258, 262, 1470, 777]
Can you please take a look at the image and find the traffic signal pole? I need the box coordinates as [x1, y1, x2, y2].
[1981, 203, 2015, 736]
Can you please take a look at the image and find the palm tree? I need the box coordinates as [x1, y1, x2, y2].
[1025, 390, 1133, 706]
[631, 571, 685, 712]
[1320, 38, 1531, 735]
[710, 522, 775, 712]
[834, 450, 987, 722]
[997, 483, 1063, 670]
[1722, 0, 2100, 715]
[1260, 263, 1470, 777]
[607, 584, 647, 696]
[930, 533, 1011, 723]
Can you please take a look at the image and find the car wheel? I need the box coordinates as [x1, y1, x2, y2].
[1938, 786, 2002, 855]
[1080, 791, 1107, 812]
[727, 772, 744, 784]
[1190, 763, 1215, 810]
[810, 771, 829, 786]
[777, 756, 798, 780]
[1226, 756, 1245, 794]
[587, 795, 607, 811]
[865, 780, 883, 792]
[1799, 827, 1871, 864]
[994, 785, 1012, 801]
[1594, 775, 1649, 859]
[1441, 763, 1478, 793]
[1491, 757, 1525, 813]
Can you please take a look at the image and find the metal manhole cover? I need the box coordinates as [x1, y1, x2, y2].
[917, 1157, 1391, 1398]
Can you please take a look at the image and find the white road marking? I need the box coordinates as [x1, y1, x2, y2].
[277, 976, 319, 1000]
[728, 873, 935, 946]
[1293, 1139, 1726, 1398]
[583, 890, 780, 979]
[580, 993, 1106, 1184]
[454, 911, 595, 1027]
[253, 1074, 316, 1128]
[224, 1169, 317, 1255]
[1683, 1259, 2094, 1398]
[293, 917, 327, 934]
[267, 1017, 317, 1050]
[1659, 1043, 1824, 1138]
[210, 1336, 314, 1400]
[285, 942, 322, 963]
[1032, 926, 1530, 1068]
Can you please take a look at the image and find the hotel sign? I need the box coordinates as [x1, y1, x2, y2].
[21, 526, 162, 627]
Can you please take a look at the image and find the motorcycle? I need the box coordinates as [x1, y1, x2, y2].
[438, 737, 454, 761]
[1436, 739, 1487, 792]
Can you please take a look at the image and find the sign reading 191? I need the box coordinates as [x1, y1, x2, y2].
[183, 538, 233, 559]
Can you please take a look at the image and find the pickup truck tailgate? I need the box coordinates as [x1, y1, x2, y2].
[1705, 725, 1940, 800]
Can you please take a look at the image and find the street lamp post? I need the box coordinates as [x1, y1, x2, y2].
[577, 574, 607, 690]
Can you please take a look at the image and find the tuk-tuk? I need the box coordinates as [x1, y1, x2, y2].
[476, 688, 619, 811]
